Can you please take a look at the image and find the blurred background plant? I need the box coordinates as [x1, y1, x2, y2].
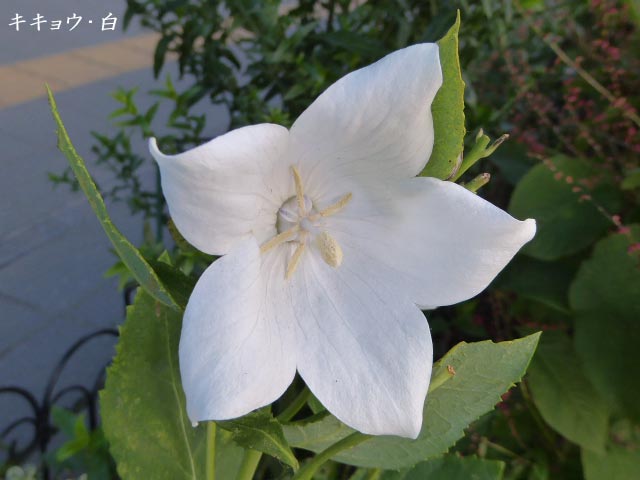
[41, 0, 640, 478]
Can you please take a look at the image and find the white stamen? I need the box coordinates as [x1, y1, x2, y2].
[260, 225, 298, 254]
[264, 167, 351, 278]
[286, 241, 306, 279]
[311, 192, 353, 219]
[291, 166, 306, 215]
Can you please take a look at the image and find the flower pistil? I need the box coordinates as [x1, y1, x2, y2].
[259, 166, 352, 279]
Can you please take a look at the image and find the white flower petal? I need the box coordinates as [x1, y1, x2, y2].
[179, 238, 297, 422]
[150, 124, 291, 255]
[289, 44, 442, 197]
[328, 177, 536, 309]
[292, 248, 432, 438]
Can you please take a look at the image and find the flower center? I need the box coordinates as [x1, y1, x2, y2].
[260, 166, 352, 279]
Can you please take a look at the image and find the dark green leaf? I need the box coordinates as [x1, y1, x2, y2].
[147, 259, 196, 310]
[154, 34, 175, 78]
[527, 331, 609, 453]
[582, 445, 640, 480]
[488, 143, 536, 186]
[570, 225, 640, 422]
[509, 156, 621, 260]
[321, 31, 387, 58]
[493, 255, 579, 312]
[382, 455, 505, 480]
[621, 169, 640, 190]
[218, 409, 298, 469]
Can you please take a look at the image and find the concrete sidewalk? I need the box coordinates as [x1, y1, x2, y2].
[0, 0, 227, 457]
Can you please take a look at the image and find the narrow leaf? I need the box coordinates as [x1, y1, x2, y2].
[46, 86, 179, 310]
[420, 10, 466, 180]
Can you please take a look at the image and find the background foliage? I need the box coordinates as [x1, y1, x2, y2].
[40, 0, 640, 479]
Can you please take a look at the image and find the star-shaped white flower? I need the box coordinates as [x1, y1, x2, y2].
[149, 44, 535, 439]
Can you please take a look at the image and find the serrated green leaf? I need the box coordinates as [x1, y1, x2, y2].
[219, 409, 298, 469]
[570, 225, 640, 422]
[420, 11, 465, 180]
[527, 331, 609, 453]
[381, 455, 505, 480]
[46, 87, 180, 310]
[147, 259, 196, 310]
[509, 156, 621, 260]
[582, 445, 640, 480]
[101, 291, 244, 479]
[284, 333, 540, 469]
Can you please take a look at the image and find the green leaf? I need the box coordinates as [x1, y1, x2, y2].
[148, 259, 196, 310]
[47, 87, 180, 310]
[284, 333, 540, 469]
[488, 143, 536, 186]
[52, 408, 91, 462]
[51, 407, 81, 438]
[493, 255, 579, 313]
[382, 455, 505, 480]
[509, 156, 621, 260]
[101, 290, 244, 479]
[582, 445, 640, 480]
[321, 31, 387, 58]
[154, 34, 175, 78]
[218, 409, 299, 470]
[621, 168, 640, 190]
[570, 225, 640, 422]
[527, 331, 609, 453]
[420, 10, 466, 180]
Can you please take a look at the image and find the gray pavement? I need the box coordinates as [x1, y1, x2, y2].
[0, 0, 228, 461]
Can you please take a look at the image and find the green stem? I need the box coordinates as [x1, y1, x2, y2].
[483, 438, 530, 464]
[463, 173, 491, 193]
[277, 386, 311, 422]
[292, 432, 371, 480]
[206, 422, 216, 480]
[451, 132, 508, 182]
[236, 449, 262, 480]
[520, 381, 559, 458]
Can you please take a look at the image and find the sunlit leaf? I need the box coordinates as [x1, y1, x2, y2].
[284, 333, 540, 469]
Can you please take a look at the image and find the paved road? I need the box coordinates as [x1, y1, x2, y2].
[0, 0, 226, 459]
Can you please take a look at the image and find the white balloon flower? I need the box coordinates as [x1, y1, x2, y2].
[149, 43, 536, 439]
